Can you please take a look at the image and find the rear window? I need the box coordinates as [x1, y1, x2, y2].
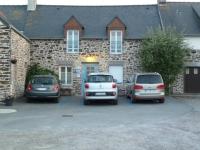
[31, 77, 56, 85]
[136, 75, 162, 84]
[87, 75, 113, 83]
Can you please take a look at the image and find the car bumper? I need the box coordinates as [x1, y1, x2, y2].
[85, 95, 118, 100]
[26, 92, 60, 99]
[134, 92, 165, 100]
[84, 91, 118, 100]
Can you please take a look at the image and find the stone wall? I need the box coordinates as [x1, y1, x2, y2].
[10, 29, 30, 98]
[30, 39, 141, 95]
[172, 50, 200, 94]
[0, 25, 11, 101]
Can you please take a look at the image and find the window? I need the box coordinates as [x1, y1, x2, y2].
[110, 30, 122, 54]
[59, 66, 72, 85]
[194, 68, 198, 75]
[136, 75, 162, 84]
[88, 75, 113, 83]
[185, 68, 190, 75]
[67, 30, 79, 53]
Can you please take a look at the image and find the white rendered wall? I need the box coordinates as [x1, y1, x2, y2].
[184, 37, 200, 50]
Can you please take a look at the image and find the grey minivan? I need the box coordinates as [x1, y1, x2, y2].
[126, 73, 165, 103]
[25, 75, 60, 103]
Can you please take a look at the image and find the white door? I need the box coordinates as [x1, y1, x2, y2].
[109, 66, 123, 83]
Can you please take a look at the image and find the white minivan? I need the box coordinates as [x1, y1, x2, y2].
[84, 73, 118, 105]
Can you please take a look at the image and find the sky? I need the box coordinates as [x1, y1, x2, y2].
[0, 0, 200, 5]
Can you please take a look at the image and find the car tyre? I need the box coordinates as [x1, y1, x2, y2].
[113, 100, 118, 105]
[126, 94, 130, 99]
[159, 99, 165, 103]
[53, 98, 59, 103]
[131, 95, 136, 103]
[84, 100, 89, 105]
[26, 98, 32, 103]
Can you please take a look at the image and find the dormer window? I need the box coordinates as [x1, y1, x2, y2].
[110, 30, 122, 54]
[107, 17, 126, 54]
[67, 30, 79, 53]
[64, 16, 84, 53]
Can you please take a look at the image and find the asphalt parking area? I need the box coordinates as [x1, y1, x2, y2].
[0, 96, 200, 150]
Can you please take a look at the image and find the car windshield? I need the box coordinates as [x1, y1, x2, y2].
[136, 75, 162, 84]
[31, 77, 55, 85]
[87, 75, 113, 83]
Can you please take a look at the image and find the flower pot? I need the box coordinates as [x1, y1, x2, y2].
[11, 59, 17, 64]
[5, 96, 14, 106]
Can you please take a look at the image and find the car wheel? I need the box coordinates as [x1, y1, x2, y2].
[113, 100, 118, 105]
[84, 100, 89, 105]
[159, 99, 165, 103]
[131, 95, 136, 103]
[53, 98, 59, 103]
[26, 98, 32, 103]
[126, 92, 130, 99]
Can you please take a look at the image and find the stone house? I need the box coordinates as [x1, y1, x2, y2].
[159, 2, 200, 93]
[0, 17, 30, 101]
[0, 0, 200, 100]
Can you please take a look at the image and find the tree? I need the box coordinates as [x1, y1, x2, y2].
[139, 28, 188, 94]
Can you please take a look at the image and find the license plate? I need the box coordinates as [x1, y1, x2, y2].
[145, 89, 153, 93]
[95, 92, 106, 96]
[37, 88, 47, 91]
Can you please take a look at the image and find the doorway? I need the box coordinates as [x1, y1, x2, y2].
[81, 63, 99, 95]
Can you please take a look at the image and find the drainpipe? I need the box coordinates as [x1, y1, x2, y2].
[8, 26, 13, 97]
[157, 4, 164, 31]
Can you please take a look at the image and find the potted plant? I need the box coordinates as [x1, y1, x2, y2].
[5, 95, 14, 106]
[10, 58, 17, 64]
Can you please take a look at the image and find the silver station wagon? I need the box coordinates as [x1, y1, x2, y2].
[84, 73, 118, 105]
[126, 73, 165, 103]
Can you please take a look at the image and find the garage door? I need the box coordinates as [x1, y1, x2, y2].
[109, 66, 123, 83]
[184, 67, 200, 93]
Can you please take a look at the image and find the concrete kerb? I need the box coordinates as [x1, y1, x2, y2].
[172, 94, 200, 100]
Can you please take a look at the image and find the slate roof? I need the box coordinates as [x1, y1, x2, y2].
[0, 5, 161, 39]
[159, 2, 200, 36]
[0, 13, 30, 41]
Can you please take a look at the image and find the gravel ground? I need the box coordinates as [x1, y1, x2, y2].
[0, 96, 200, 150]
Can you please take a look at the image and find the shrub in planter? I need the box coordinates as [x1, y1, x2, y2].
[25, 64, 58, 88]
[5, 96, 14, 106]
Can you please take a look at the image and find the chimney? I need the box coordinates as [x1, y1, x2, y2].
[158, 0, 166, 4]
[27, 0, 37, 11]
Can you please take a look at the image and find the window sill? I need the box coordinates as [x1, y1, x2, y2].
[110, 53, 122, 55]
[60, 84, 73, 89]
[67, 52, 79, 54]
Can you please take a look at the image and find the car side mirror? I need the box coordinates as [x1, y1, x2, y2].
[113, 79, 117, 83]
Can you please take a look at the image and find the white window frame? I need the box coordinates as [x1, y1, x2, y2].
[194, 68, 198, 75]
[110, 30, 123, 54]
[67, 30, 79, 53]
[59, 66, 73, 85]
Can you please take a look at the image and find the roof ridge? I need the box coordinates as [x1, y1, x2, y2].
[0, 4, 157, 7]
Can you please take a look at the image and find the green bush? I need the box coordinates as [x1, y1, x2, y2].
[139, 27, 189, 94]
[25, 64, 58, 87]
